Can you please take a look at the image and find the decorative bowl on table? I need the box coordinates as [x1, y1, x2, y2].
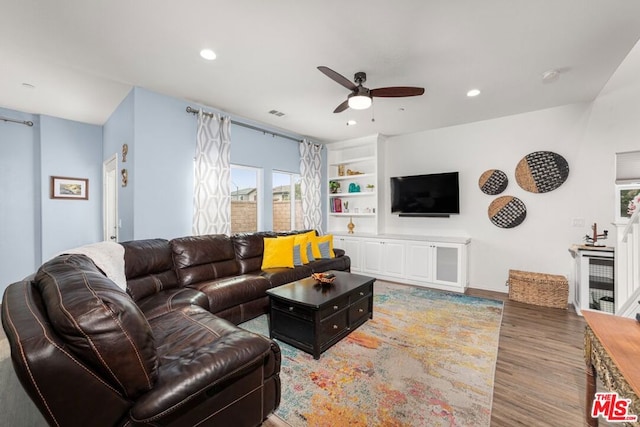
[311, 272, 336, 285]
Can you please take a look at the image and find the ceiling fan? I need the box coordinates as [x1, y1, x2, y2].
[318, 66, 425, 113]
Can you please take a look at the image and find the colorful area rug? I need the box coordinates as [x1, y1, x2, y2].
[241, 281, 503, 427]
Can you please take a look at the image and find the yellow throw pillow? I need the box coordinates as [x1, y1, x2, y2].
[293, 234, 310, 264]
[315, 234, 335, 259]
[304, 231, 322, 260]
[261, 236, 295, 269]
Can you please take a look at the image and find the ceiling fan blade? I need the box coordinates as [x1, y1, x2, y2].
[333, 100, 349, 113]
[370, 87, 425, 97]
[318, 66, 358, 91]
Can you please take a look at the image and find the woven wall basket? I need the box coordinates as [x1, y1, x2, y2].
[515, 151, 569, 193]
[479, 169, 508, 195]
[488, 195, 526, 228]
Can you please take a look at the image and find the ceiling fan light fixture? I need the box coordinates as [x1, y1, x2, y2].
[348, 95, 372, 110]
[200, 49, 217, 60]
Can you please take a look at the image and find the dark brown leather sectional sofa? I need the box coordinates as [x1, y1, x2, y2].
[1, 231, 350, 427]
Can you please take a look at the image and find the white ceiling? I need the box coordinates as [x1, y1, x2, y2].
[2, 0, 640, 142]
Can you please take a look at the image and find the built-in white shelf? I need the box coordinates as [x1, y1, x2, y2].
[328, 156, 375, 166]
[329, 213, 376, 217]
[328, 173, 375, 181]
[329, 191, 375, 198]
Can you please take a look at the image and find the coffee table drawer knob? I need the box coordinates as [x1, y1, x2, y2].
[333, 305, 339, 310]
[359, 291, 364, 296]
[358, 308, 364, 313]
[333, 324, 339, 329]
[289, 306, 294, 312]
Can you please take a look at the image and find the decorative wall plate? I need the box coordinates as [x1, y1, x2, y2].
[479, 169, 508, 195]
[488, 196, 527, 228]
[515, 151, 569, 193]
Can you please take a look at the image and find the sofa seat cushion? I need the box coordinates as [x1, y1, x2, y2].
[136, 288, 210, 320]
[34, 254, 158, 399]
[261, 265, 313, 288]
[187, 274, 272, 313]
[131, 308, 276, 423]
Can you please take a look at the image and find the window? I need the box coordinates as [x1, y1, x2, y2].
[230, 165, 261, 233]
[272, 171, 302, 232]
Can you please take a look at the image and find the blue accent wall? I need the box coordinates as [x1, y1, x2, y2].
[40, 115, 103, 260]
[0, 108, 102, 297]
[231, 123, 305, 230]
[0, 108, 40, 290]
[132, 88, 196, 239]
[102, 87, 318, 239]
[103, 90, 135, 240]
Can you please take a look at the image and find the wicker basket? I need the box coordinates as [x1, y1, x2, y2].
[507, 269, 568, 309]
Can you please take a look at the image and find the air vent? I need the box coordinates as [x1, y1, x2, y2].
[268, 110, 285, 117]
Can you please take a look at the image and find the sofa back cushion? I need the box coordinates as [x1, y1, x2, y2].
[121, 239, 179, 302]
[232, 232, 276, 274]
[171, 235, 239, 286]
[34, 254, 158, 399]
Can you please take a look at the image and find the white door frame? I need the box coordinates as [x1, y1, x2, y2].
[103, 154, 119, 242]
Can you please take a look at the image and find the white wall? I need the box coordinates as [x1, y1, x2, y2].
[383, 38, 640, 293]
[384, 103, 593, 293]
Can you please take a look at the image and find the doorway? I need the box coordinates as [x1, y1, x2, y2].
[103, 154, 119, 242]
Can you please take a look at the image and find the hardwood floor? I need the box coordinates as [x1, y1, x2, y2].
[466, 288, 599, 426]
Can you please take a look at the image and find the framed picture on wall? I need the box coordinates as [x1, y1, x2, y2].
[50, 176, 89, 200]
[615, 184, 640, 223]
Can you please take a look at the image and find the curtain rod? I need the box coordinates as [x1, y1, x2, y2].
[0, 115, 34, 127]
[186, 106, 308, 144]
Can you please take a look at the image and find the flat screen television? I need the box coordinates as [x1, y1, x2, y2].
[390, 172, 460, 217]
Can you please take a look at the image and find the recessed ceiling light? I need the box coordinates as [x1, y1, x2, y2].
[542, 69, 560, 83]
[200, 49, 217, 60]
[346, 120, 357, 126]
[467, 89, 481, 97]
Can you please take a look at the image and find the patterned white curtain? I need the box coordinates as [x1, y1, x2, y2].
[193, 111, 232, 235]
[300, 140, 323, 233]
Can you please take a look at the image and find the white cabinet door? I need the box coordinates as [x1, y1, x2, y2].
[336, 237, 362, 272]
[432, 243, 462, 286]
[381, 240, 405, 278]
[405, 242, 432, 281]
[362, 240, 383, 274]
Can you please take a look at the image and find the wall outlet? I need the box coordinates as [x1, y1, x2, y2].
[572, 217, 585, 227]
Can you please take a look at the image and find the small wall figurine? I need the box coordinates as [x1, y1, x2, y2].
[121, 169, 128, 187]
[122, 144, 128, 162]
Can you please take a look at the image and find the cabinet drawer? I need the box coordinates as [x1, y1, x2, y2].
[349, 296, 371, 324]
[271, 299, 313, 321]
[320, 295, 349, 319]
[319, 310, 348, 342]
[350, 283, 373, 303]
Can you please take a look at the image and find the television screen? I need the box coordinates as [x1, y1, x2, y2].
[390, 172, 460, 216]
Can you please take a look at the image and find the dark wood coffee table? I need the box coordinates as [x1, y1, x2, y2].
[266, 270, 375, 359]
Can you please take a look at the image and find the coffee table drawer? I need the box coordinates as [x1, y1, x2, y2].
[350, 283, 373, 302]
[271, 298, 313, 321]
[349, 296, 371, 324]
[320, 295, 349, 319]
[319, 310, 348, 342]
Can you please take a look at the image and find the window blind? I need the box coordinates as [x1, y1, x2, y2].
[616, 150, 640, 184]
